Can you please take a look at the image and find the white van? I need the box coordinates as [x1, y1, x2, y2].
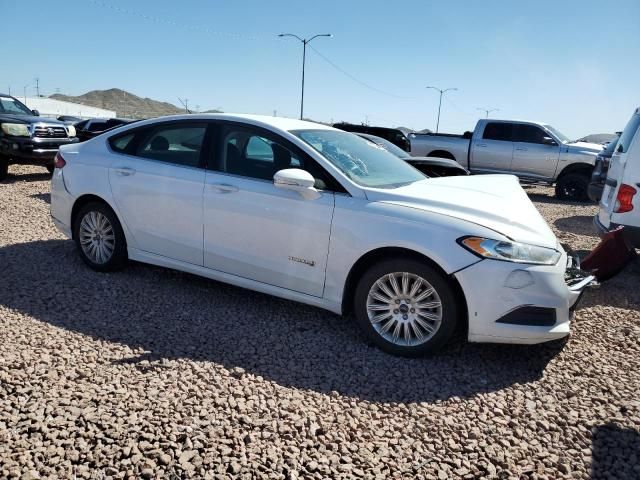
[595, 107, 640, 247]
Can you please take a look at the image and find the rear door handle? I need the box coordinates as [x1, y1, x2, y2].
[515, 147, 528, 151]
[208, 183, 239, 193]
[114, 167, 136, 176]
[476, 143, 487, 147]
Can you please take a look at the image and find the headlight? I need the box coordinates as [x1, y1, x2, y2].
[458, 236, 561, 265]
[66, 125, 76, 137]
[1, 123, 30, 137]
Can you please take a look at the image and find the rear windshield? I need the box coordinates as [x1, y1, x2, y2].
[616, 113, 640, 154]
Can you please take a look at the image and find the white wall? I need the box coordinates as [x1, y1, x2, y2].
[23, 97, 115, 119]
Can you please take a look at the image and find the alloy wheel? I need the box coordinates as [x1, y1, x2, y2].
[366, 272, 443, 347]
[79, 211, 116, 264]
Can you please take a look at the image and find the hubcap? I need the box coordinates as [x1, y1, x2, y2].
[366, 272, 443, 347]
[79, 211, 115, 264]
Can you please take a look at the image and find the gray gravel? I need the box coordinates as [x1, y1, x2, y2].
[1, 165, 639, 479]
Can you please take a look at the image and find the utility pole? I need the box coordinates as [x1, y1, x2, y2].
[23, 85, 29, 103]
[278, 33, 332, 120]
[426, 86, 458, 133]
[178, 98, 190, 113]
[476, 107, 499, 118]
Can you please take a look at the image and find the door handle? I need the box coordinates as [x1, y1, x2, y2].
[208, 183, 239, 193]
[476, 143, 487, 147]
[515, 147, 528, 151]
[114, 167, 136, 176]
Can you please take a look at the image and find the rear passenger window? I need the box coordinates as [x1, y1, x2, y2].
[483, 123, 513, 141]
[136, 125, 206, 168]
[109, 133, 135, 153]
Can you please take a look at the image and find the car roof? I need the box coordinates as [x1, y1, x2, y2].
[115, 113, 336, 133]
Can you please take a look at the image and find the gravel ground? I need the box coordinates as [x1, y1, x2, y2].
[1, 165, 639, 480]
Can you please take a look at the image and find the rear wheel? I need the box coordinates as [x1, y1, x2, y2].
[73, 202, 128, 272]
[555, 172, 590, 201]
[0, 156, 8, 180]
[353, 258, 459, 356]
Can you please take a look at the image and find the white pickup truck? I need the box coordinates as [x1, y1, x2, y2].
[409, 119, 603, 200]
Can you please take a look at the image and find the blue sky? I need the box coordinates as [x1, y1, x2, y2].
[3, 0, 639, 137]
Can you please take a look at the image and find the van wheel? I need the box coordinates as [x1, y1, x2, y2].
[0, 156, 8, 180]
[353, 258, 459, 356]
[555, 173, 590, 201]
[73, 202, 128, 272]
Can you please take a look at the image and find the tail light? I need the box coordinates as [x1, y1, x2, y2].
[614, 184, 637, 213]
[54, 152, 66, 169]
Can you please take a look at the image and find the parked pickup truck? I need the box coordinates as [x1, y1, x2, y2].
[409, 119, 603, 200]
[0, 93, 78, 180]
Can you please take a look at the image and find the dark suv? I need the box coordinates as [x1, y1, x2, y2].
[332, 123, 411, 152]
[0, 93, 79, 179]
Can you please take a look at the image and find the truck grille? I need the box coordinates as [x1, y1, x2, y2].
[33, 126, 68, 138]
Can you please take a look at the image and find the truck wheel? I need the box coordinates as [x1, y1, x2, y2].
[353, 257, 459, 356]
[555, 173, 590, 202]
[0, 156, 8, 181]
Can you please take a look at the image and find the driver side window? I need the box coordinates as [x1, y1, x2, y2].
[215, 125, 343, 192]
[513, 125, 550, 144]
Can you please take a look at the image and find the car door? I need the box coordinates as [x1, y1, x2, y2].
[202, 122, 336, 297]
[469, 122, 514, 173]
[108, 121, 207, 265]
[511, 124, 561, 180]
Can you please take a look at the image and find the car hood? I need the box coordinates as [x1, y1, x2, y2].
[0, 114, 65, 125]
[567, 141, 603, 154]
[366, 174, 558, 248]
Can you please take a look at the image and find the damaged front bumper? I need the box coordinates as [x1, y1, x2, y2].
[455, 245, 597, 345]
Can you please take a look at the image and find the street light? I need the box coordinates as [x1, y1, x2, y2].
[23, 85, 30, 104]
[278, 33, 332, 120]
[426, 86, 457, 133]
[476, 107, 499, 118]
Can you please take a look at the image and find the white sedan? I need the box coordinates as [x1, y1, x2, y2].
[50, 114, 594, 356]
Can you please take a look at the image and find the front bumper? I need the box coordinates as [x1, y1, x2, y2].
[0, 136, 79, 165]
[594, 214, 640, 248]
[455, 248, 596, 344]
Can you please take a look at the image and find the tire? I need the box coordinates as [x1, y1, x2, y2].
[353, 257, 459, 356]
[0, 156, 8, 181]
[555, 172, 590, 201]
[73, 202, 128, 272]
[46, 164, 55, 174]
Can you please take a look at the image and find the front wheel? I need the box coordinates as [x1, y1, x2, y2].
[73, 202, 128, 272]
[353, 258, 459, 356]
[555, 173, 590, 201]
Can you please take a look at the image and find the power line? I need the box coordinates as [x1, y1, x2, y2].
[307, 45, 415, 100]
[86, 0, 264, 41]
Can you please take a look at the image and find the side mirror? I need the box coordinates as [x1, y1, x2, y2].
[542, 136, 557, 146]
[31, 109, 40, 116]
[274, 168, 320, 200]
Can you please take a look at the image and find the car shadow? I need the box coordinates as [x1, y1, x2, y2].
[554, 215, 598, 238]
[591, 423, 640, 479]
[0, 239, 586, 404]
[30, 192, 51, 204]
[1, 169, 51, 183]
[525, 190, 594, 206]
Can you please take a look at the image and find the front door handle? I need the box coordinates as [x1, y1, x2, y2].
[114, 167, 136, 176]
[476, 143, 487, 147]
[515, 147, 528, 151]
[208, 183, 239, 193]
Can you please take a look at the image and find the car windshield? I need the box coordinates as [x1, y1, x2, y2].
[0, 95, 33, 116]
[293, 129, 424, 188]
[361, 135, 408, 158]
[543, 124, 571, 143]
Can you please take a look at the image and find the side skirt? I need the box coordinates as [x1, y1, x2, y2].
[127, 248, 342, 315]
